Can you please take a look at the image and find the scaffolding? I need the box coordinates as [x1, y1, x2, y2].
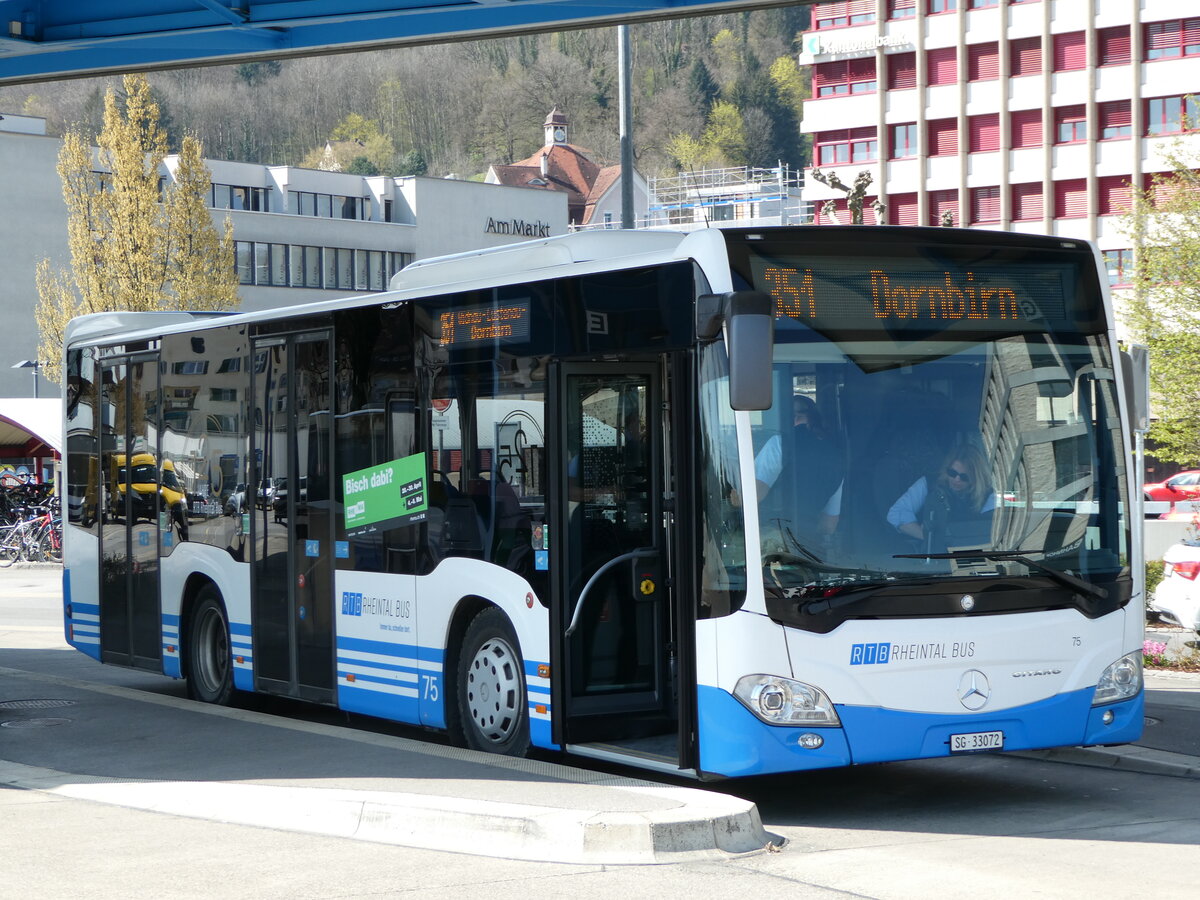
[645, 164, 812, 230]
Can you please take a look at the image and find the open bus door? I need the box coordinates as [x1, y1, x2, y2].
[551, 361, 685, 770]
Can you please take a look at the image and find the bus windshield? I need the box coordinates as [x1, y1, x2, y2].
[723, 228, 1129, 612]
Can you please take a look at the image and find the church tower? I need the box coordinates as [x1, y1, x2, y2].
[543, 108, 569, 146]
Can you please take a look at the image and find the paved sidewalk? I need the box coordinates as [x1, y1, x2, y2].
[0, 662, 772, 864]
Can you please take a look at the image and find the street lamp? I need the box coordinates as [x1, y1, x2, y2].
[11, 359, 41, 398]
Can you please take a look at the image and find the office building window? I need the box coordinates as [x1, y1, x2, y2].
[1098, 176, 1133, 216]
[1012, 183, 1043, 221]
[1010, 37, 1042, 76]
[889, 192, 918, 225]
[214, 184, 268, 211]
[928, 118, 958, 156]
[928, 47, 958, 85]
[288, 191, 363, 220]
[254, 242, 269, 285]
[970, 186, 1001, 224]
[813, 1, 875, 29]
[890, 123, 919, 158]
[968, 0, 997, 7]
[1053, 32, 1086, 71]
[968, 113, 1000, 152]
[888, 52, 917, 90]
[889, 0, 916, 18]
[816, 127, 878, 165]
[928, 0, 957, 14]
[1144, 172, 1196, 208]
[1103, 249, 1134, 285]
[236, 241, 252, 284]
[1147, 94, 1200, 135]
[1145, 18, 1200, 60]
[1054, 180, 1088, 219]
[968, 43, 999, 80]
[1097, 26, 1131, 66]
[1054, 105, 1087, 144]
[1011, 108, 1043, 148]
[814, 58, 877, 96]
[1099, 101, 1132, 140]
[928, 189, 958, 226]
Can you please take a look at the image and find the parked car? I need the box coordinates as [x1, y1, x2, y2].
[1144, 470, 1200, 503]
[271, 475, 306, 523]
[1149, 541, 1200, 638]
[257, 476, 284, 509]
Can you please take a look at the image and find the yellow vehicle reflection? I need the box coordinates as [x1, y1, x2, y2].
[110, 453, 189, 539]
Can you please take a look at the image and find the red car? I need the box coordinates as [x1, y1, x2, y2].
[1145, 470, 1200, 503]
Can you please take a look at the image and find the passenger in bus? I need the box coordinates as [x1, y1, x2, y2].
[887, 443, 994, 550]
[755, 394, 844, 551]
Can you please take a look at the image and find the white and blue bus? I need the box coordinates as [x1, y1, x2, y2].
[62, 226, 1145, 778]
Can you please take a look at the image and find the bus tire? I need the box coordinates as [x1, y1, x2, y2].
[457, 607, 529, 757]
[186, 587, 235, 705]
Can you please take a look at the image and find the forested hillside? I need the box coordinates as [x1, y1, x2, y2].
[0, 9, 811, 179]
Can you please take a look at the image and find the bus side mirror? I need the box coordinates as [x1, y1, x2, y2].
[1121, 344, 1149, 435]
[697, 291, 774, 411]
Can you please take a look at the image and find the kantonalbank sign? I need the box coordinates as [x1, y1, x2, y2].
[801, 32, 912, 58]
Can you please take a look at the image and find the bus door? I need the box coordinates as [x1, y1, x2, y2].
[552, 362, 677, 753]
[97, 352, 162, 671]
[251, 332, 335, 704]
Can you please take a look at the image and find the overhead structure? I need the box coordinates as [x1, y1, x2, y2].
[0, 398, 61, 457]
[0, 0, 806, 86]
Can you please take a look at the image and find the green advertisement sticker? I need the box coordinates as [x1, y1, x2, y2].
[343, 452, 428, 537]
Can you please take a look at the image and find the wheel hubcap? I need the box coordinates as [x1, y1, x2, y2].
[466, 636, 521, 743]
[196, 607, 229, 694]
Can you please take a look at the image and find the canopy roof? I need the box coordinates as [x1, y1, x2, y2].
[0, 398, 62, 457]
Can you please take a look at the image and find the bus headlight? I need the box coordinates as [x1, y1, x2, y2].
[733, 675, 841, 726]
[1092, 653, 1142, 706]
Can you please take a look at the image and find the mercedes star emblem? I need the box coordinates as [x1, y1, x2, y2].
[958, 669, 991, 710]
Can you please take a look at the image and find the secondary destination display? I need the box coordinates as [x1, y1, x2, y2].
[343, 452, 429, 537]
[745, 254, 1076, 334]
[438, 300, 531, 347]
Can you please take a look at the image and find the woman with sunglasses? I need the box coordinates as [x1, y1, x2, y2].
[887, 443, 994, 547]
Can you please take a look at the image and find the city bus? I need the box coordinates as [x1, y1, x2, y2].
[61, 225, 1145, 778]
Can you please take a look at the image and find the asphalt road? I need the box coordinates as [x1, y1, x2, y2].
[3, 566, 1199, 899]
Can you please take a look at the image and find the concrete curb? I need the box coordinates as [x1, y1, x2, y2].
[0, 758, 773, 864]
[1016, 745, 1200, 779]
[0, 666, 776, 864]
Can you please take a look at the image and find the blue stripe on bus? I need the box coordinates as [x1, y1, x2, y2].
[697, 685, 852, 776]
[71, 601, 99, 615]
[697, 683, 1144, 777]
[230, 622, 251, 637]
[529, 718, 553, 750]
[163, 657, 181, 678]
[340, 670, 419, 691]
[336, 655, 424, 677]
[338, 635, 444, 662]
[526, 682, 551, 696]
[233, 669, 253, 691]
[338, 682, 422, 724]
[162, 614, 180, 626]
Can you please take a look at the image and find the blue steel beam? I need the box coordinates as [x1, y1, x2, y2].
[0, 0, 809, 86]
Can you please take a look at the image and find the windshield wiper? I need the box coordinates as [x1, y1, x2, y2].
[893, 549, 1108, 601]
[800, 581, 912, 614]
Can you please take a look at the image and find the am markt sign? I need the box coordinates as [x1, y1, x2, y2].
[485, 218, 552, 238]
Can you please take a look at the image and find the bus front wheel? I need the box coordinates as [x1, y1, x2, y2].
[457, 607, 530, 757]
[186, 587, 234, 705]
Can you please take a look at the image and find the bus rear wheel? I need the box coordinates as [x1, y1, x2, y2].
[457, 608, 529, 757]
[186, 587, 234, 705]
